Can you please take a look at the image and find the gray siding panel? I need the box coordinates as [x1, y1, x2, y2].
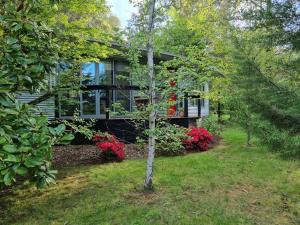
[17, 92, 55, 120]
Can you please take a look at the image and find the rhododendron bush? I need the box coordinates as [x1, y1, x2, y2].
[93, 133, 125, 161]
[182, 128, 213, 152]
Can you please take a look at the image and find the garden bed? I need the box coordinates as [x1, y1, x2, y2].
[52, 144, 147, 167]
[53, 123, 221, 168]
[53, 134, 221, 167]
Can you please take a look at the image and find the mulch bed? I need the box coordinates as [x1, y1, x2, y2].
[52, 144, 147, 167]
[53, 136, 221, 167]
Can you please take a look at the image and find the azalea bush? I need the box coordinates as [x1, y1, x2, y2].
[182, 128, 213, 152]
[93, 133, 125, 162]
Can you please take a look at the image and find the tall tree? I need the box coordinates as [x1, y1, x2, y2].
[144, 0, 157, 190]
[216, 0, 300, 155]
[229, 0, 300, 148]
[128, 0, 174, 190]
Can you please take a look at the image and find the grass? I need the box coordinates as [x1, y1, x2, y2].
[0, 127, 300, 225]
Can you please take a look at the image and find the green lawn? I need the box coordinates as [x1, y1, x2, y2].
[1, 127, 300, 225]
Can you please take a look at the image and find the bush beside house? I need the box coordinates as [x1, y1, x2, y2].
[93, 133, 125, 162]
[53, 121, 218, 166]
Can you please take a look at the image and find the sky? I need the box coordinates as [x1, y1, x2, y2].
[107, 0, 136, 28]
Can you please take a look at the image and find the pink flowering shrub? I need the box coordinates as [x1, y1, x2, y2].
[182, 128, 213, 152]
[92, 132, 125, 161]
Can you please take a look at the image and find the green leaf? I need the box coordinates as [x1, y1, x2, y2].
[24, 157, 43, 167]
[3, 108, 19, 115]
[55, 124, 66, 135]
[45, 176, 56, 185]
[31, 64, 44, 73]
[49, 169, 58, 176]
[3, 145, 18, 153]
[14, 166, 28, 176]
[28, 118, 36, 126]
[24, 23, 34, 31]
[4, 154, 20, 162]
[0, 137, 7, 145]
[20, 132, 31, 139]
[6, 37, 18, 45]
[11, 23, 22, 32]
[0, 94, 13, 107]
[3, 172, 13, 186]
[0, 168, 9, 176]
[19, 146, 31, 153]
[59, 133, 74, 144]
[24, 76, 33, 83]
[49, 127, 56, 136]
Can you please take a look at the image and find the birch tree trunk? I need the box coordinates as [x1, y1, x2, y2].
[144, 0, 157, 190]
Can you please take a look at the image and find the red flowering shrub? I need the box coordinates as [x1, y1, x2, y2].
[92, 133, 125, 161]
[182, 128, 213, 152]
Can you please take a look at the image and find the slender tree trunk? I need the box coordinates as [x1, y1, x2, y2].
[144, 0, 157, 190]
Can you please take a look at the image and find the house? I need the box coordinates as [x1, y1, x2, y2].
[18, 45, 209, 143]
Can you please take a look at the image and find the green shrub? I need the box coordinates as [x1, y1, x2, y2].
[61, 111, 95, 140]
[137, 121, 188, 156]
[201, 115, 223, 136]
[0, 99, 74, 188]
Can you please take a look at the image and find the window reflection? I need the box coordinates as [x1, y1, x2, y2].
[99, 62, 112, 85]
[60, 60, 135, 118]
[82, 63, 96, 85]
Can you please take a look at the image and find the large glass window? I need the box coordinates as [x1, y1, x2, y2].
[80, 61, 112, 118]
[82, 61, 112, 85]
[59, 60, 136, 119]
